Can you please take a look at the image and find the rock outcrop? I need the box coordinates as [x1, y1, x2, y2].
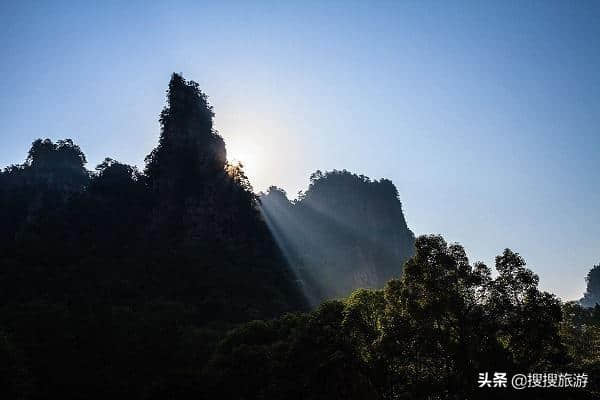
[260, 170, 415, 304]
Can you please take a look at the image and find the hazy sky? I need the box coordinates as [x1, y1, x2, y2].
[1, 1, 599, 300]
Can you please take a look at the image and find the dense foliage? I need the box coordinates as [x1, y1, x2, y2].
[208, 236, 598, 399]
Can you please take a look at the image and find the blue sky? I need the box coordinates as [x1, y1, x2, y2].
[1, 1, 598, 300]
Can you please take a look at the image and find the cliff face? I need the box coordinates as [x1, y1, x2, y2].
[139, 73, 307, 317]
[143, 74, 266, 245]
[260, 170, 415, 304]
[145, 74, 231, 242]
[581, 263, 600, 308]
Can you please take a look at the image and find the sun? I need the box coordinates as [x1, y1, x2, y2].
[227, 140, 263, 189]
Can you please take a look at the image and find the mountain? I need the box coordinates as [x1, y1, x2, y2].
[581, 263, 600, 308]
[260, 170, 415, 304]
[0, 74, 308, 398]
[0, 73, 306, 321]
[0, 73, 416, 398]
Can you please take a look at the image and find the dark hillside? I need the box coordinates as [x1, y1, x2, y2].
[0, 74, 306, 399]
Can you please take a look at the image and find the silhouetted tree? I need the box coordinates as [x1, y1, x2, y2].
[487, 249, 565, 370]
[208, 236, 589, 400]
[378, 235, 501, 398]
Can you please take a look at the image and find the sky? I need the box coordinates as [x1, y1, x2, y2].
[1, 1, 599, 300]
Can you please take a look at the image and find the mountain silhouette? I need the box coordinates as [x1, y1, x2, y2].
[260, 170, 415, 304]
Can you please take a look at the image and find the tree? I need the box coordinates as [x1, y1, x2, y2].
[560, 302, 600, 397]
[487, 249, 565, 369]
[206, 301, 377, 400]
[379, 235, 495, 399]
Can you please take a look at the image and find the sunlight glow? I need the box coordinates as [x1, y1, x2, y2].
[227, 140, 263, 191]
